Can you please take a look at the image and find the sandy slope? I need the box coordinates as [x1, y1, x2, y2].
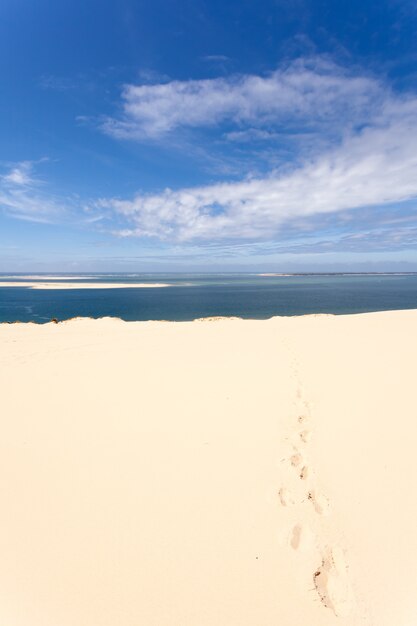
[0, 311, 416, 626]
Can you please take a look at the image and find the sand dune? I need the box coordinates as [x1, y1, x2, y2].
[0, 311, 416, 625]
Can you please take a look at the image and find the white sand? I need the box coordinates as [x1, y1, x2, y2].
[0, 282, 170, 289]
[0, 311, 416, 625]
[0, 275, 97, 280]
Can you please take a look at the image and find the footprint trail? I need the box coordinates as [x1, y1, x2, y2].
[277, 343, 354, 617]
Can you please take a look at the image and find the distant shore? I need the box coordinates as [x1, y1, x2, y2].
[0, 281, 171, 289]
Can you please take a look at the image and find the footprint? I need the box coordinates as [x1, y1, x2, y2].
[290, 524, 303, 550]
[299, 465, 308, 480]
[289, 523, 315, 551]
[299, 429, 311, 443]
[290, 451, 303, 467]
[278, 488, 295, 507]
[313, 547, 353, 617]
[308, 490, 330, 515]
[298, 414, 309, 424]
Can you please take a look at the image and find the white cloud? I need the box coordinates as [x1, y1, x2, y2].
[2, 161, 35, 186]
[93, 57, 417, 243]
[5, 59, 417, 253]
[99, 95, 417, 241]
[101, 58, 383, 139]
[0, 161, 66, 222]
[224, 128, 282, 142]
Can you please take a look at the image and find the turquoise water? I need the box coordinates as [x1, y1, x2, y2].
[1, 273, 417, 323]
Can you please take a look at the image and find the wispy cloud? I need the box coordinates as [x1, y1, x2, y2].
[98, 92, 417, 241]
[0, 160, 67, 223]
[2, 160, 38, 186]
[202, 55, 230, 63]
[224, 128, 283, 142]
[101, 57, 383, 139]
[268, 226, 417, 254]
[6, 58, 417, 258]
[87, 55, 417, 246]
[39, 75, 79, 91]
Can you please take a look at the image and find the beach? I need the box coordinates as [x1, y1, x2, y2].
[1, 310, 416, 625]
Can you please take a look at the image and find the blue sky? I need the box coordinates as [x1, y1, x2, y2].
[1, 0, 417, 271]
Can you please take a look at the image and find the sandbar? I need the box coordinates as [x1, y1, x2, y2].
[0, 281, 171, 289]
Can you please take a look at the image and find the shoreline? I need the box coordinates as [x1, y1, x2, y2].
[1, 307, 417, 325]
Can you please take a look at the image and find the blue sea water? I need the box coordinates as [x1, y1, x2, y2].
[0, 273, 417, 323]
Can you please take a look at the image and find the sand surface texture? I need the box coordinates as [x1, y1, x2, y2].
[1, 311, 416, 625]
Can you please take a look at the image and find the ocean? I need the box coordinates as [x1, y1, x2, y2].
[1, 273, 417, 323]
